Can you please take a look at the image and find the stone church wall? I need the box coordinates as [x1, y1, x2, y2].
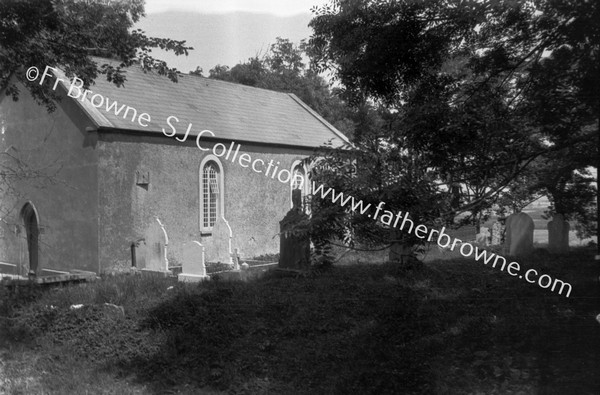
[97, 132, 310, 272]
[0, 84, 100, 274]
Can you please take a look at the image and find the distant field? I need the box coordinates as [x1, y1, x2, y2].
[482, 206, 549, 230]
[480, 205, 597, 246]
[482, 205, 593, 243]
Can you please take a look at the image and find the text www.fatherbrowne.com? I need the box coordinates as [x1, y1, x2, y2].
[310, 181, 573, 298]
[27, 65, 572, 298]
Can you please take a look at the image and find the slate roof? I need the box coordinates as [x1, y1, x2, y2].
[61, 60, 349, 149]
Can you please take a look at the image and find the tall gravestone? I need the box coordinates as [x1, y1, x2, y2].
[178, 241, 210, 282]
[142, 218, 169, 273]
[279, 190, 310, 270]
[548, 214, 570, 254]
[491, 220, 505, 245]
[504, 212, 534, 256]
[203, 217, 232, 264]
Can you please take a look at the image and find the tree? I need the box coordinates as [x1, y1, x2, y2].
[308, 0, 599, 258]
[520, 39, 598, 238]
[206, 37, 355, 137]
[0, 0, 192, 111]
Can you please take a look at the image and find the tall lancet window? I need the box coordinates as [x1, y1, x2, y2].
[200, 156, 224, 233]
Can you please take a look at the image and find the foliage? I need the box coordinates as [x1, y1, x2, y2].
[518, 31, 598, 233]
[206, 37, 355, 137]
[309, 239, 334, 269]
[307, 0, 599, 248]
[307, 119, 443, 256]
[0, 0, 193, 112]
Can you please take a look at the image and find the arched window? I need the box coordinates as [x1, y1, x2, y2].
[292, 165, 305, 191]
[290, 160, 309, 211]
[203, 163, 218, 227]
[199, 156, 224, 233]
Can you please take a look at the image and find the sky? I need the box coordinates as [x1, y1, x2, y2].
[144, 0, 331, 16]
[136, 1, 330, 74]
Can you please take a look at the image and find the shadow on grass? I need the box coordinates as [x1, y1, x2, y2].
[2, 248, 599, 394]
[115, 264, 446, 394]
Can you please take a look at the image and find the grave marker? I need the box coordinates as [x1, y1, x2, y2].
[203, 217, 233, 264]
[476, 227, 490, 245]
[279, 189, 310, 270]
[447, 225, 478, 242]
[491, 220, 506, 245]
[178, 241, 209, 282]
[141, 218, 170, 275]
[504, 212, 534, 256]
[548, 214, 570, 254]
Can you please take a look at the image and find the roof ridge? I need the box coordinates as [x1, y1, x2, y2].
[91, 56, 310, 100]
[91, 57, 290, 96]
[187, 75, 291, 96]
[67, 57, 349, 149]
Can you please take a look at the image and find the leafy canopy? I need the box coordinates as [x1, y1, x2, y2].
[306, 0, 598, 252]
[205, 37, 355, 137]
[0, 0, 193, 111]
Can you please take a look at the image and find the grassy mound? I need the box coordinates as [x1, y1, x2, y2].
[1, 248, 599, 394]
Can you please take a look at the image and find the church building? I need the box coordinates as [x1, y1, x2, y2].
[0, 59, 348, 276]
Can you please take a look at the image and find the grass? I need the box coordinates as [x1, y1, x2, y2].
[1, 247, 599, 394]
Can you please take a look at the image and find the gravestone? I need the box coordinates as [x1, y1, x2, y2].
[491, 220, 506, 245]
[279, 190, 310, 270]
[141, 218, 169, 274]
[240, 262, 250, 282]
[178, 241, 210, 282]
[476, 227, 490, 245]
[548, 214, 570, 254]
[447, 225, 478, 242]
[231, 248, 240, 271]
[504, 212, 534, 256]
[203, 217, 233, 264]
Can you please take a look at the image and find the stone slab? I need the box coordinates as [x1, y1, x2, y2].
[505, 212, 534, 256]
[446, 225, 478, 242]
[144, 218, 168, 271]
[203, 217, 232, 264]
[181, 241, 207, 276]
[476, 227, 490, 245]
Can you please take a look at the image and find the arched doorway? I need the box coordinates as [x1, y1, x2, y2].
[21, 203, 39, 275]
